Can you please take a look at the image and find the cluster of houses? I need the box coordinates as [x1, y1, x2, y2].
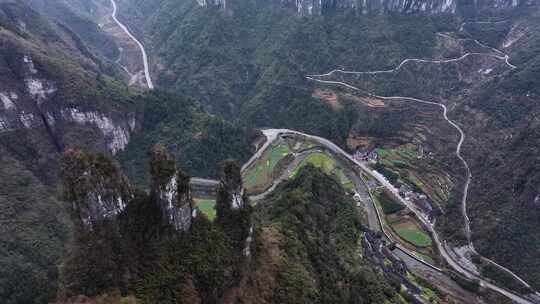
[363, 231, 424, 302]
[354, 145, 433, 162]
[353, 147, 379, 163]
[398, 184, 441, 221]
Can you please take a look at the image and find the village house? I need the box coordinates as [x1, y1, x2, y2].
[353, 146, 379, 163]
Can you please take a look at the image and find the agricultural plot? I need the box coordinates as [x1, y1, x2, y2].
[194, 198, 216, 221]
[391, 219, 432, 248]
[287, 138, 317, 152]
[244, 142, 290, 190]
[375, 145, 453, 210]
[376, 147, 424, 190]
[291, 152, 355, 192]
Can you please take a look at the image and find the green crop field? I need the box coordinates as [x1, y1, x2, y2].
[195, 199, 216, 221]
[393, 225, 432, 248]
[291, 152, 336, 177]
[291, 152, 355, 192]
[302, 153, 334, 172]
[376, 148, 392, 158]
[245, 142, 290, 189]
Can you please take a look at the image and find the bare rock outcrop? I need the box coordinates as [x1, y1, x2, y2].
[60, 149, 133, 230]
[150, 145, 195, 232]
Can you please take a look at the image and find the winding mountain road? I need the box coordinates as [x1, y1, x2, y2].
[309, 52, 515, 79]
[436, 33, 505, 56]
[303, 26, 540, 297]
[110, 0, 154, 89]
[252, 128, 535, 304]
[459, 20, 511, 33]
[304, 36, 540, 299]
[106, 7, 535, 299]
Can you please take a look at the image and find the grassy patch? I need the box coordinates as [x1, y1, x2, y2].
[376, 148, 392, 158]
[291, 153, 336, 177]
[244, 142, 290, 189]
[398, 148, 417, 159]
[342, 180, 355, 193]
[291, 153, 355, 192]
[392, 225, 432, 248]
[195, 199, 216, 221]
[299, 142, 316, 151]
[416, 252, 435, 265]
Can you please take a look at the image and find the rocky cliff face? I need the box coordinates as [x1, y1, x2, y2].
[197, 0, 532, 15]
[0, 49, 135, 157]
[150, 145, 195, 231]
[60, 149, 133, 230]
[0, 3, 139, 302]
[0, 1, 138, 188]
[215, 160, 253, 258]
[59, 145, 197, 233]
[219, 160, 246, 210]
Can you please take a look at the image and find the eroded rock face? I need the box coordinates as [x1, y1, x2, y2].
[60, 108, 135, 155]
[216, 160, 253, 257]
[289, 0, 458, 15]
[198, 0, 531, 15]
[220, 160, 246, 210]
[150, 145, 194, 232]
[0, 53, 136, 155]
[60, 149, 133, 230]
[197, 0, 227, 8]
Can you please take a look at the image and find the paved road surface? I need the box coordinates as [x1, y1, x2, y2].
[309, 53, 515, 78]
[110, 0, 154, 89]
[253, 129, 536, 304]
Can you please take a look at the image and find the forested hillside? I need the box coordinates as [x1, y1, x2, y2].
[117, 0, 540, 291]
[56, 146, 405, 303]
[21, 0, 120, 60]
[306, 6, 540, 290]
[117, 90, 253, 184]
[0, 2, 251, 302]
[117, 0, 455, 144]
[0, 3, 134, 302]
[3, 0, 540, 302]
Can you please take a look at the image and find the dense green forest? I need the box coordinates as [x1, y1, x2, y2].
[3, 0, 540, 301]
[254, 165, 403, 303]
[117, 90, 254, 185]
[120, 0, 457, 145]
[0, 151, 70, 304]
[0, 2, 257, 302]
[57, 147, 402, 303]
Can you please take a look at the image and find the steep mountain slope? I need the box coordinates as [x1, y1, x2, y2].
[117, 90, 253, 185]
[308, 9, 540, 291]
[101, 0, 540, 293]
[3, 0, 540, 302]
[251, 165, 407, 304]
[0, 2, 253, 303]
[116, 0, 447, 141]
[125, 0, 534, 16]
[57, 146, 408, 303]
[0, 2, 138, 303]
[20, 0, 120, 60]
[0, 3, 131, 304]
[0, 150, 69, 304]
